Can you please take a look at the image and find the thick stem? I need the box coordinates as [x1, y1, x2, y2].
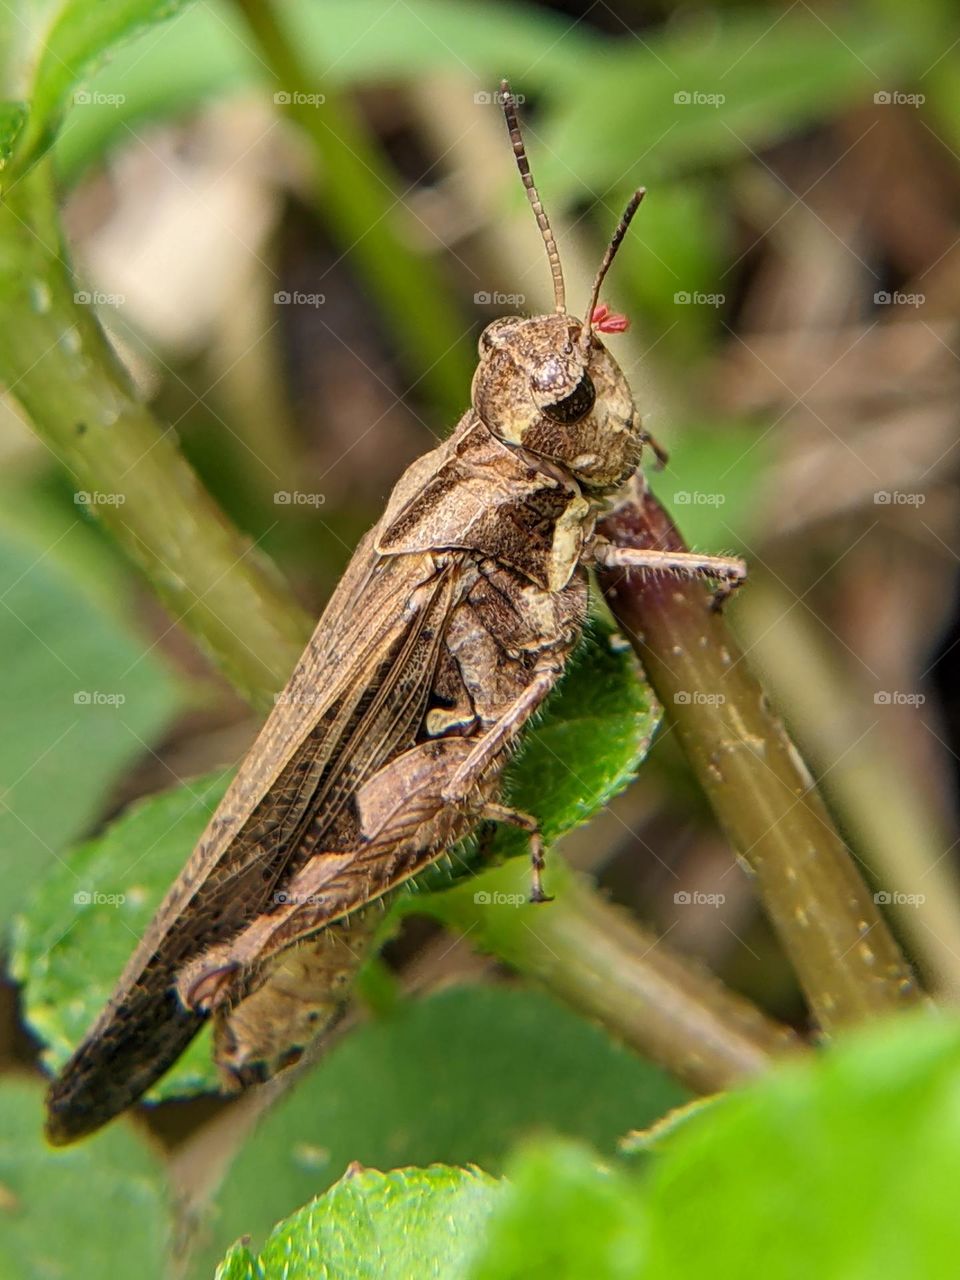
[414, 857, 801, 1094]
[739, 582, 960, 1000]
[0, 163, 311, 710]
[595, 482, 924, 1032]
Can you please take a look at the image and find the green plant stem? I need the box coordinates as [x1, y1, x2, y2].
[0, 163, 312, 710]
[414, 857, 802, 1094]
[232, 0, 474, 421]
[595, 481, 925, 1032]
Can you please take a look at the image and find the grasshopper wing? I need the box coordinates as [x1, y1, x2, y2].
[45, 523, 464, 1143]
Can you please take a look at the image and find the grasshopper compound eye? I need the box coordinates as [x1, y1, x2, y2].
[541, 372, 597, 424]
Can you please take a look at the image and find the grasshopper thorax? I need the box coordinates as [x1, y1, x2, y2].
[472, 312, 641, 492]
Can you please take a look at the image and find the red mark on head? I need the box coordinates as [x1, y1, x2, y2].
[591, 302, 629, 333]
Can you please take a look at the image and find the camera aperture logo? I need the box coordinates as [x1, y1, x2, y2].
[274, 688, 327, 707]
[274, 890, 327, 907]
[73, 90, 125, 108]
[674, 290, 725, 307]
[873, 90, 925, 107]
[873, 490, 925, 506]
[474, 89, 525, 106]
[874, 691, 925, 707]
[674, 490, 725, 507]
[873, 290, 924, 308]
[74, 490, 125, 507]
[74, 289, 126, 308]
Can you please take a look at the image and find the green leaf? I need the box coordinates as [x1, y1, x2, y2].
[482, 612, 659, 865]
[217, 1165, 501, 1280]
[0, 520, 182, 928]
[618, 1095, 721, 1155]
[1, 0, 195, 172]
[643, 1012, 960, 1278]
[0, 99, 26, 163]
[468, 1140, 648, 1280]
[53, 0, 945, 194]
[191, 986, 683, 1278]
[399, 612, 658, 934]
[0, 1077, 169, 1279]
[12, 768, 231, 1098]
[0, 465, 163, 630]
[216, 1245, 261, 1280]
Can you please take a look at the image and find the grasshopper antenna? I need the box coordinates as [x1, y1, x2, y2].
[499, 79, 565, 313]
[580, 188, 646, 352]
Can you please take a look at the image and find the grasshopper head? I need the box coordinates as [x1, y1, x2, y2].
[479, 82, 649, 492]
[472, 311, 641, 491]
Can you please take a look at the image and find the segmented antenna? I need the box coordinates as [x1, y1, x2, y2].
[580, 188, 646, 351]
[499, 79, 566, 313]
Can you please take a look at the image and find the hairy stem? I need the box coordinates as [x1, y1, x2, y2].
[739, 581, 960, 1000]
[414, 856, 801, 1094]
[595, 481, 925, 1031]
[0, 163, 311, 710]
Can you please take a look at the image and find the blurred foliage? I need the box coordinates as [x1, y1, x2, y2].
[0, 0, 195, 171]
[542, 7, 942, 195]
[638, 1011, 960, 1277]
[0, 503, 182, 926]
[35, 0, 952, 383]
[196, 984, 683, 1278]
[645, 422, 769, 551]
[210, 1013, 960, 1279]
[44, 0, 951, 191]
[0, 1078, 169, 1279]
[11, 770, 231, 1098]
[467, 1140, 649, 1280]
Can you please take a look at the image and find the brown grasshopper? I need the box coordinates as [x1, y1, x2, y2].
[45, 82, 745, 1145]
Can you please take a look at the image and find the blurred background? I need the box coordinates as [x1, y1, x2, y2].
[1, 0, 959, 1209]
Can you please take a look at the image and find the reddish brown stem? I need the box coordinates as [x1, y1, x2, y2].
[595, 482, 924, 1033]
